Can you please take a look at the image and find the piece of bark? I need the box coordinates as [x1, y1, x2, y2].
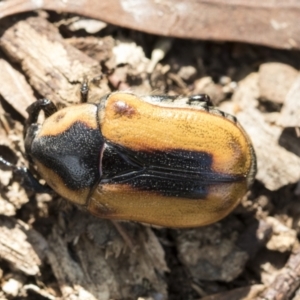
[256, 247, 300, 300]
[258, 63, 299, 104]
[67, 36, 114, 63]
[1, 0, 300, 50]
[232, 73, 300, 191]
[0, 216, 48, 276]
[47, 220, 168, 300]
[0, 197, 15, 216]
[238, 107, 300, 190]
[253, 249, 288, 289]
[277, 75, 300, 128]
[237, 109, 300, 191]
[0, 58, 35, 118]
[0, 16, 107, 106]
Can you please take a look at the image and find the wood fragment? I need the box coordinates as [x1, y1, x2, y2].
[238, 108, 300, 191]
[0, 196, 16, 216]
[0, 59, 35, 118]
[67, 36, 114, 63]
[265, 217, 297, 253]
[0, 16, 107, 105]
[233, 73, 300, 190]
[258, 63, 298, 104]
[0, 216, 48, 276]
[47, 221, 167, 300]
[278, 75, 300, 128]
[256, 247, 300, 300]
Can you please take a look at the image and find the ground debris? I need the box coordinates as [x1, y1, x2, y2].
[265, 217, 298, 253]
[0, 59, 35, 118]
[278, 75, 300, 128]
[258, 63, 299, 104]
[256, 246, 300, 300]
[175, 217, 249, 282]
[232, 73, 300, 191]
[0, 16, 107, 106]
[47, 217, 167, 300]
[0, 216, 48, 276]
[0, 10, 299, 300]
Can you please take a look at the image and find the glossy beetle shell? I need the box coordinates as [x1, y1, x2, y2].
[26, 92, 256, 228]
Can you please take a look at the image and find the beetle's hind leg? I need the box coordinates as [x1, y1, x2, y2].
[187, 94, 214, 109]
[0, 156, 52, 194]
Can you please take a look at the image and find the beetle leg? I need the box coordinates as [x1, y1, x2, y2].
[26, 98, 57, 126]
[0, 156, 52, 194]
[24, 98, 58, 138]
[142, 95, 179, 104]
[80, 75, 104, 103]
[144, 94, 214, 109]
[80, 75, 89, 103]
[188, 94, 214, 108]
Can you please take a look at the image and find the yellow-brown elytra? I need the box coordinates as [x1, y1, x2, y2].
[23, 92, 256, 228]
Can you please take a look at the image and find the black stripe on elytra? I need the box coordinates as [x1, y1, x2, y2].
[31, 121, 104, 190]
[100, 143, 244, 199]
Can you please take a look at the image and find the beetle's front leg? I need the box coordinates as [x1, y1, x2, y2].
[0, 157, 52, 194]
[24, 98, 58, 158]
[25, 98, 58, 132]
[80, 75, 104, 103]
[80, 76, 89, 103]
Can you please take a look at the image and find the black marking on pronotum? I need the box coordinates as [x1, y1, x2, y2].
[31, 122, 104, 190]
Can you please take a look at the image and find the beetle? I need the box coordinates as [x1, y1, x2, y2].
[2, 90, 256, 228]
